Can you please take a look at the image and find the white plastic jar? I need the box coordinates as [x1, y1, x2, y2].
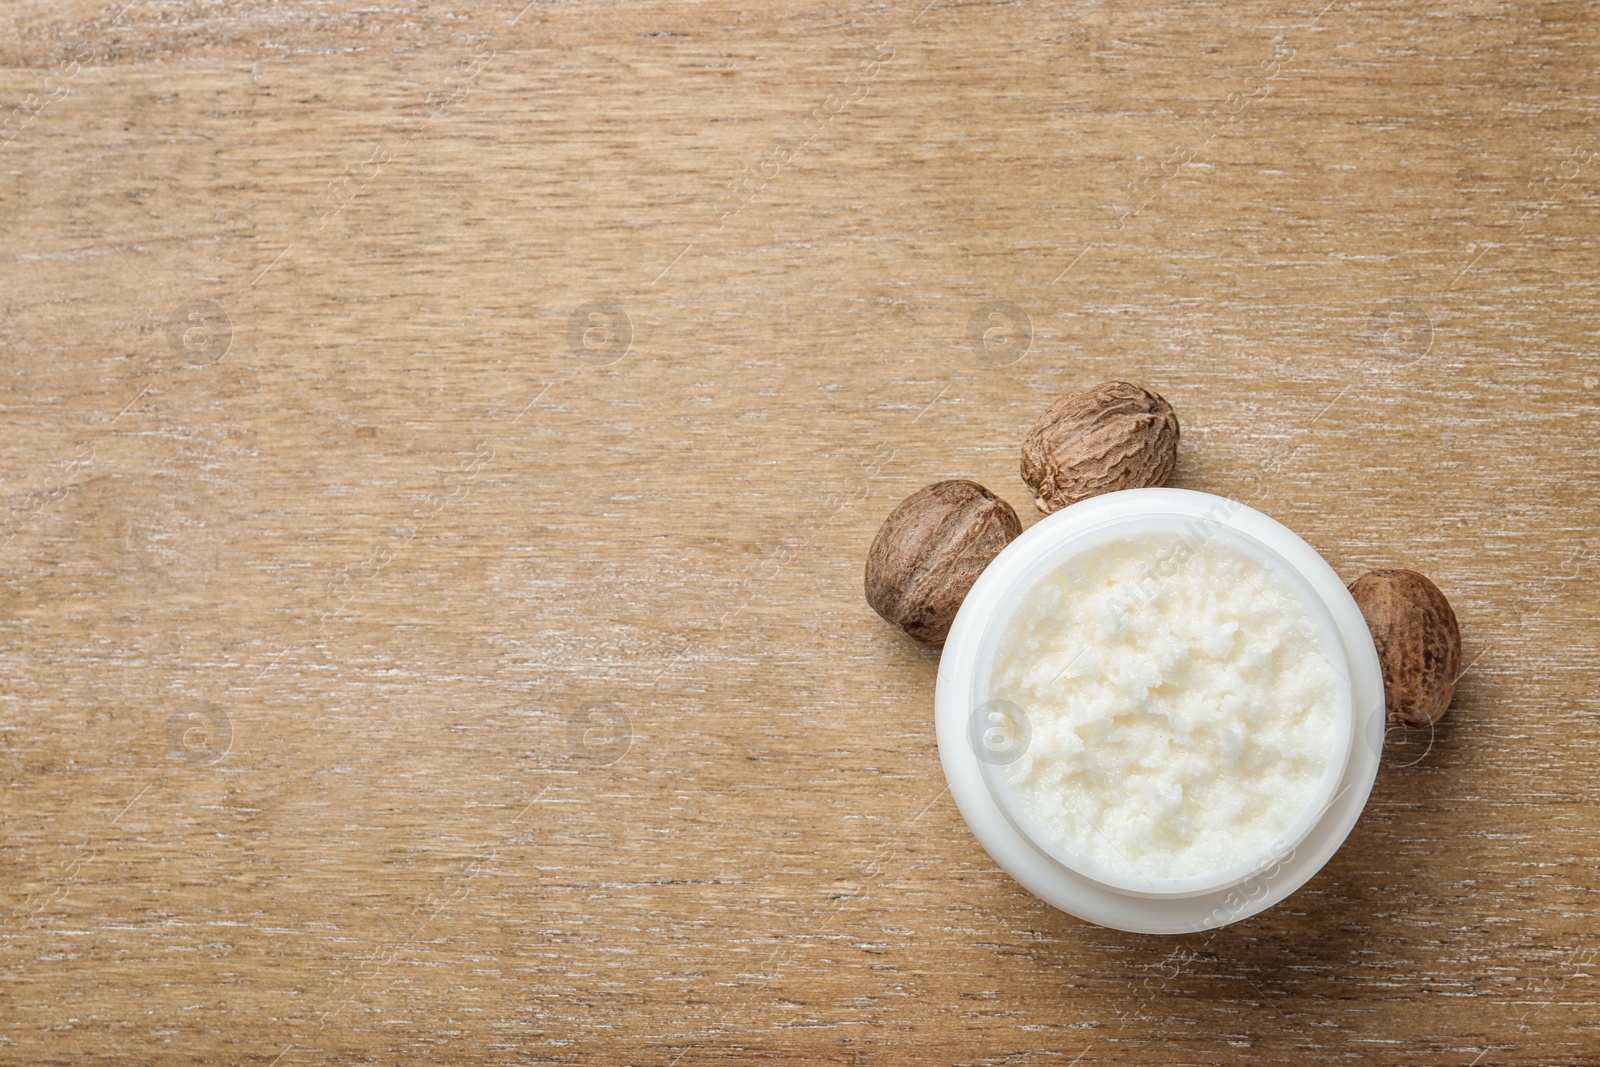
[935, 488, 1384, 933]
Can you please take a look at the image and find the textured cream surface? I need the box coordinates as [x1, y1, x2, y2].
[991, 529, 1340, 881]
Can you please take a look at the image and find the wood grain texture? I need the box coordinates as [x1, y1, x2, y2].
[1, 0, 1597, 1063]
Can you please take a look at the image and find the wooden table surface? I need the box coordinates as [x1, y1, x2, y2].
[2, 1, 1597, 1063]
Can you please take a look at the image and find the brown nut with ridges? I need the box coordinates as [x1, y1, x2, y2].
[1020, 381, 1179, 513]
[865, 479, 1022, 646]
[1348, 568, 1461, 729]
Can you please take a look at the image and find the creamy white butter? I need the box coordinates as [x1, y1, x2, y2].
[988, 528, 1339, 883]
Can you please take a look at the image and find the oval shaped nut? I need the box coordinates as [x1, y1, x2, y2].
[865, 479, 1023, 646]
[1020, 381, 1180, 513]
[1348, 569, 1462, 729]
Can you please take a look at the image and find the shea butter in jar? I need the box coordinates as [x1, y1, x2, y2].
[935, 489, 1385, 932]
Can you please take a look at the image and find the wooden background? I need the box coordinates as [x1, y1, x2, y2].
[2, 0, 1597, 1063]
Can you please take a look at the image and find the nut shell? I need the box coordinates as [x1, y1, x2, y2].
[1348, 569, 1461, 729]
[1020, 381, 1179, 513]
[865, 480, 1022, 646]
